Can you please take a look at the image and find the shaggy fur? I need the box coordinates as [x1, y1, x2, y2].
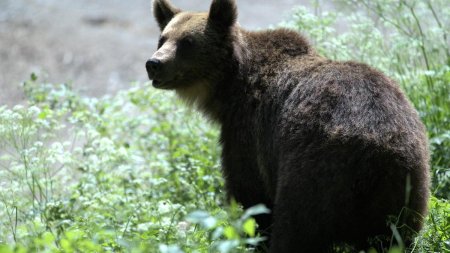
[146, 0, 431, 252]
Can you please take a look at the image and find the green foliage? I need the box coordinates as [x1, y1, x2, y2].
[0, 80, 266, 252]
[415, 197, 450, 252]
[0, 0, 449, 252]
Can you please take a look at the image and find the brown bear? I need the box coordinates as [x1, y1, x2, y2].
[145, 0, 431, 252]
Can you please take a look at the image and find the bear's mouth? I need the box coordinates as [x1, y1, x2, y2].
[152, 79, 174, 90]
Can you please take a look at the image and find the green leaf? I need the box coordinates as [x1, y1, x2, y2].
[367, 248, 378, 253]
[243, 218, 256, 237]
[0, 245, 13, 253]
[60, 239, 72, 252]
[31, 73, 38, 81]
[223, 226, 238, 240]
[387, 246, 402, 253]
[42, 231, 55, 245]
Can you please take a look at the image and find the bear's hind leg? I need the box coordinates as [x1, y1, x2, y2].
[268, 155, 359, 253]
[269, 184, 336, 253]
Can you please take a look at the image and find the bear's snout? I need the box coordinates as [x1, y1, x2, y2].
[146, 58, 162, 79]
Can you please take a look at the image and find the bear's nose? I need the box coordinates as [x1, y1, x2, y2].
[146, 59, 162, 75]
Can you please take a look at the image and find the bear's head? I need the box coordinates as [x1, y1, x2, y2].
[146, 0, 244, 104]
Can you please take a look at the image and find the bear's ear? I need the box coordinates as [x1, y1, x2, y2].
[153, 0, 181, 31]
[208, 0, 238, 31]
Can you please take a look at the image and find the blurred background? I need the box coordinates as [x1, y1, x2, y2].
[0, 0, 334, 106]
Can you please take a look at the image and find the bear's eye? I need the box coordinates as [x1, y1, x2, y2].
[158, 36, 167, 49]
[178, 36, 194, 48]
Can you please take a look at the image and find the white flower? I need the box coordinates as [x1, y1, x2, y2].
[28, 106, 41, 117]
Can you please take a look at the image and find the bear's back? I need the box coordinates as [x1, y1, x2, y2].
[277, 60, 426, 151]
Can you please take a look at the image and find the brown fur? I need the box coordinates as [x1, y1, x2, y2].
[147, 0, 431, 252]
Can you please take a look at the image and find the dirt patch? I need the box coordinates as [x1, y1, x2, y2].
[0, 0, 313, 106]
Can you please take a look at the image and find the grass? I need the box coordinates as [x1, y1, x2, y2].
[0, 0, 449, 252]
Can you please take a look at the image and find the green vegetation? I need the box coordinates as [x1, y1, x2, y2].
[0, 0, 449, 252]
[0, 80, 268, 252]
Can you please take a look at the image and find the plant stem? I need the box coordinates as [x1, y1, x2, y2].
[426, 0, 450, 61]
[407, 2, 434, 87]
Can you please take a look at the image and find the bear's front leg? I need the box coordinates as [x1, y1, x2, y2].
[221, 141, 273, 244]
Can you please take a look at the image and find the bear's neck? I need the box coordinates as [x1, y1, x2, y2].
[241, 28, 313, 79]
[201, 28, 315, 124]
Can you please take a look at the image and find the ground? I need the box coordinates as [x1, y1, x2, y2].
[0, 0, 315, 106]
